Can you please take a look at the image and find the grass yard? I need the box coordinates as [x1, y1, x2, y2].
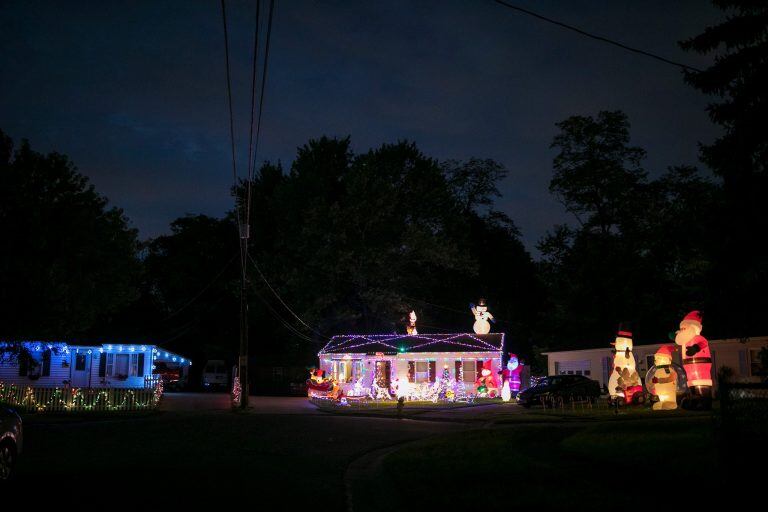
[353, 416, 718, 509]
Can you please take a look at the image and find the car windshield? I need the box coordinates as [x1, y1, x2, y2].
[539, 376, 565, 387]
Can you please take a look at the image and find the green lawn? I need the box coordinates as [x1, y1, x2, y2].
[354, 416, 717, 509]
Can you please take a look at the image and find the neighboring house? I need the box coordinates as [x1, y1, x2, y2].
[0, 341, 191, 388]
[317, 333, 504, 394]
[543, 336, 768, 391]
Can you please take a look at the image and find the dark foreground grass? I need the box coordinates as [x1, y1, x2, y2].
[356, 418, 718, 510]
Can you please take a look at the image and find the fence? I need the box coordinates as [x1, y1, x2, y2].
[0, 380, 163, 413]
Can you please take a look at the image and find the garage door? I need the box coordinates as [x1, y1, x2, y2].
[555, 360, 591, 377]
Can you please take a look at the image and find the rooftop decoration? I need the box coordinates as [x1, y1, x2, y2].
[318, 333, 504, 355]
[406, 310, 418, 335]
[470, 298, 495, 334]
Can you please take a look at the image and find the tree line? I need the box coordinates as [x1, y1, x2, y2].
[1, 1, 765, 373]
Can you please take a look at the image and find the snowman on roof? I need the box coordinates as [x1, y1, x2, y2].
[470, 298, 495, 334]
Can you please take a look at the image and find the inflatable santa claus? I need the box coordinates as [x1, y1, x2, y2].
[500, 353, 522, 402]
[474, 360, 499, 398]
[674, 310, 712, 410]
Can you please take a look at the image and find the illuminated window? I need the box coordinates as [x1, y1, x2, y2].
[130, 353, 139, 376]
[414, 361, 430, 382]
[462, 361, 476, 383]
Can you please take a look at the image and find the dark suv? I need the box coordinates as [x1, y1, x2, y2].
[517, 375, 601, 407]
[1, 406, 23, 480]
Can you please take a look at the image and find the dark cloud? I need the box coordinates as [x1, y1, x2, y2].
[0, 0, 722, 253]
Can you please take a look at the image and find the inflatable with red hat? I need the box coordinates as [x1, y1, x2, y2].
[674, 310, 713, 410]
[607, 325, 644, 405]
[307, 368, 342, 400]
[644, 344, 686, 410]
[474, 359, 499, 397]
[500, 353, 522, 401]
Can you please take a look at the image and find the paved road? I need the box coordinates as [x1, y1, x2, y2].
[17, 394, 466, 505]
[160, 392, 324, 413]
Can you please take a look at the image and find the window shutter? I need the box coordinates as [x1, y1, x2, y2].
[42, 349, 51, 377]
[738, 350, 748, 375]
[428, 361, 436, 382]
[455, 360, 462, 380]
[19, 353, 28, 376]
[137, 353, 145, 377]
[407, 361, 415, 383]
[98, 352, 107, 377]
[476, 360, 483, 374]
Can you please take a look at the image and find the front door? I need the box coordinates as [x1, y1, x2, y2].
[71, 353, 90, 387]
[375, 360, 391, 388]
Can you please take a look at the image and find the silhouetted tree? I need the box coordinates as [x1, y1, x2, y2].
[0, 129, 140, 338]
[680, 0, 768, 336]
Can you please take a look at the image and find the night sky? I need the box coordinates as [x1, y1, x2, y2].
[1, 1, 722, 252]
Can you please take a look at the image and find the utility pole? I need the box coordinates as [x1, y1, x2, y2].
[238, 222, 250, 409]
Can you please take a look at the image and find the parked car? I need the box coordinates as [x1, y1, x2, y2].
[202, 360, 229, 390]
[1, 406, 22, 480]
[517, 375, 601, 407]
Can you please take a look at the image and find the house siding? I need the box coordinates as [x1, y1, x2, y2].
[545, 336, 768, 391]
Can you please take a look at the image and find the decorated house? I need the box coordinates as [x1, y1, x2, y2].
[317, 333, 505, 397]
[0, 341, 191, 389]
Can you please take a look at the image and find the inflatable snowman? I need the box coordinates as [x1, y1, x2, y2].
[674, 310, 712, 410]
[470, 298, 494, 334]
[607, 327, 639, 402]
[646, 345, 678, 410]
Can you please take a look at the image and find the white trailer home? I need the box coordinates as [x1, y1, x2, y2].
[542, 336, 768, 392]
[0, 341, 191, 389]
[318, 333, 504, 396]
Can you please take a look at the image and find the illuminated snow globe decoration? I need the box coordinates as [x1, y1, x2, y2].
[644, 345, 686, 410]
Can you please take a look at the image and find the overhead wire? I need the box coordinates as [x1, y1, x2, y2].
[246, 0, 276, 230]
[247, 253, 330, 340]
[492, 0, 702, 72]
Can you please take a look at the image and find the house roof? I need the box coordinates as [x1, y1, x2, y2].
[318, 333, 504, 355]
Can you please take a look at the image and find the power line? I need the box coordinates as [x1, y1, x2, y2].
[158, 251, 238, 323]
[248, 253, 329, 340]
[492, 0, 702, 73]
[245, 0, 262, 222]
[246, 0, 276, 226]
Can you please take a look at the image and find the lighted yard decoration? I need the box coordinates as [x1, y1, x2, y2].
[406, 310, 418, 335]
[307, 368, 334, 399]
[674, 310, 713, 410]
[645, 345, 679, 410]
[500, 353, 522, 402]
[470, 298, 494, 334]
[608, 327, 641, 404]
[475, 359, 499, 397]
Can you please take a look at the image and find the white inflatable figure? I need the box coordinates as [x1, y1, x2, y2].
[393, 377, 411, 400]
[470, 298, 494, 334]
[648, 345, 678, 410]
[501, 379, 511, 402]
[406, 310, 418, 335]
[607, 327, 638, 400]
